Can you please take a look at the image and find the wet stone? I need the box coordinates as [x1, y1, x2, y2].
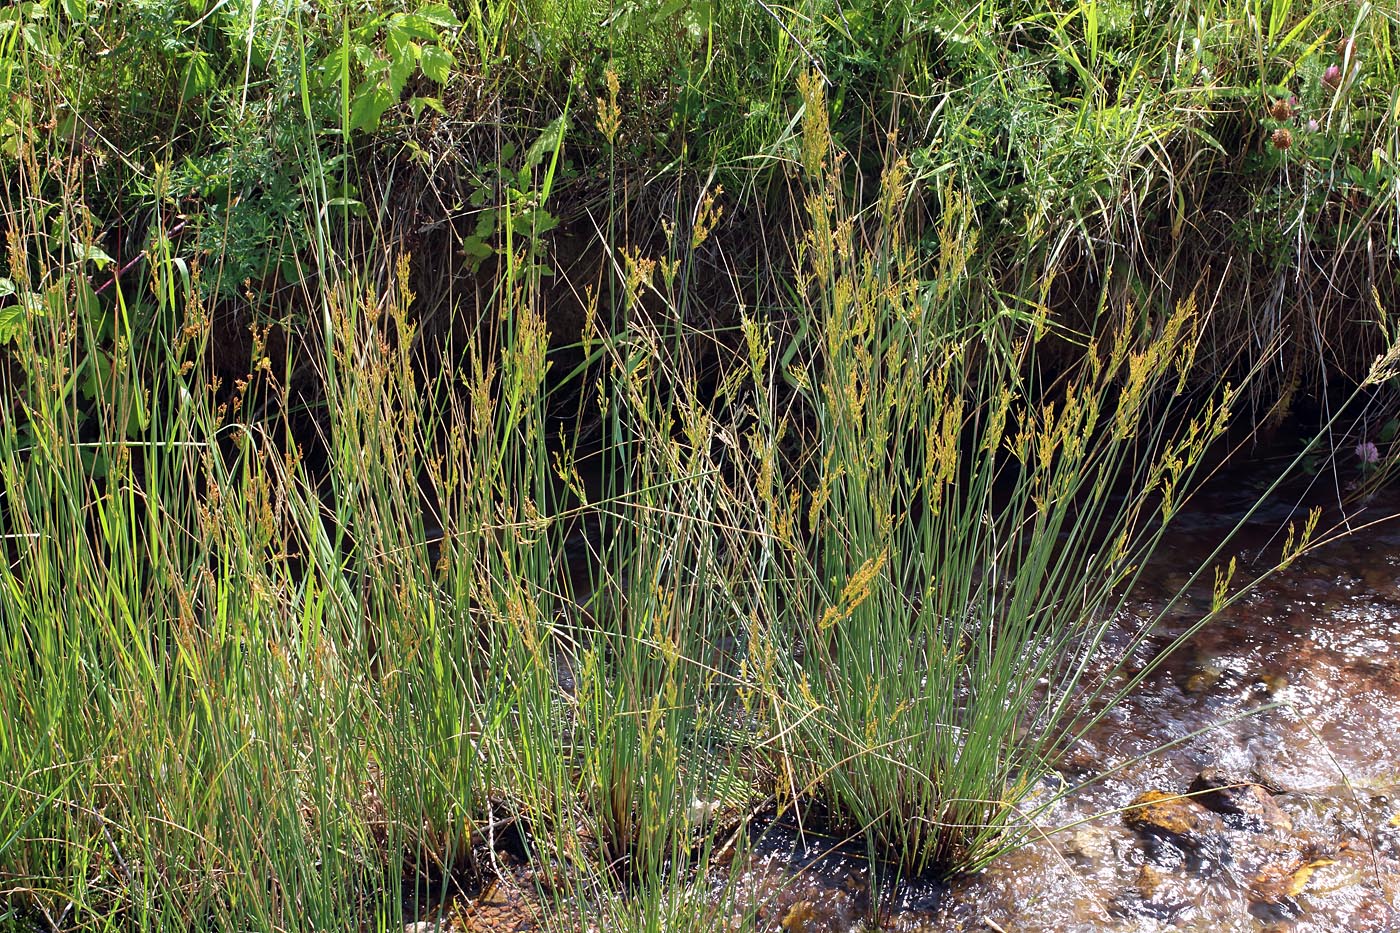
[779, 900, 817, 931]
[1124, 789, 1222, 845]
[1137, 865, 1183, 917]
[1061, 825, 1113, 864]
[1247, 848, 1338, 907]
[1110, 862, 1203, 922]
[1123, 789, 1229, 871]
[1189, 767, 1292, 832]
[1183, 668, 1221, 694]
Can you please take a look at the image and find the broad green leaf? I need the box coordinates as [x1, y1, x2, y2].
[523, 115, 568, 169]
[417, 3, 459, 27]
[408, 96, 446, 117]
[0, 277, 14, 298]
[420, 45, 454, 83]
[74, 242, 114, 269]
[325, 197, 366, 216]
[393, 13, 439, 41]
[349, 80, 396, 133]
[181, 52, 216, 101]
[351, 42, 379, 68]
[507, 207, 558, 238]
[386, 24, 418, 67]
[73, 278, 100, 324]
[462, 236, 493, 271]
[388, 44, 416, 96]
[0, 303, 22, 343]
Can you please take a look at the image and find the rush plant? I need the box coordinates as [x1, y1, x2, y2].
[769, 71, 1242, 875]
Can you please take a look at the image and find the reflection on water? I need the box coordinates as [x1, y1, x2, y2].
[715, 476, 1400, 932]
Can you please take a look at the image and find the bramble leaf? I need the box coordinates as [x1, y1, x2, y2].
[420, 44, 454, 83]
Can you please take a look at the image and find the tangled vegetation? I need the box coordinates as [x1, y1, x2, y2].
[1, 1, 1397, 930]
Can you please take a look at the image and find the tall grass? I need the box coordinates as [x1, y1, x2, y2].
[700, 73, 1241, 877]
[1, 1, 1392, 930]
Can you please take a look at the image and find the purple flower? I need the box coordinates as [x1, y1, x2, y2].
[1356, 441, 1380, 464]
[1307, 119, 1320, 133]
[1323, 64, 1343, 89]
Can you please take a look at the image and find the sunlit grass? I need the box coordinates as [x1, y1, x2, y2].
[1, 0, 1396, 930]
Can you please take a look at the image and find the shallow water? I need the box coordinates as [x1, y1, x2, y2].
[714, 474, 1400, 932]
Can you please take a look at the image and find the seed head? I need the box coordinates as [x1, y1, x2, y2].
[1271, 128, 1293, 150]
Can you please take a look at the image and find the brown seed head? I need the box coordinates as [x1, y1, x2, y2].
[1268, 98, 1293, 121]
[1271, 128, 1293, 150]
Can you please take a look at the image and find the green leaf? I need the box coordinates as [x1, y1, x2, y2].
[420, 44, 454, 83]
[60, 0, 86, 22]
[388, 45, 416, 96]
[523, 115, 568, 169]
[392, 12, 439, 41]
[386, 24, 419, 69]
[0, 303, 22, 343]
[73, 277, 100, 324]
[507, 207, 558, 238]
[317, 46, 349, 88]
[181, 52, 216, 102]
[74, 241, 114, 270]
[19, 289, 45, 316]
[351, 42, 379, 69]
[417, 3, 459, 27]
[0, 277, 13, 298]
[462, 236, 493, 272]
[349, 80, 397, 133]
[408, 96, 446, 118]
[325, 197, 366, 216]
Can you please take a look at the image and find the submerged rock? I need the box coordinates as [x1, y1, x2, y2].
[1124, 790, 1224, 847]
[1247, 848, 1338, 906]
[1189, 766, 1292, 832]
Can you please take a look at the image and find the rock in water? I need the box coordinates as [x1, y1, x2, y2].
[1189, 766, 1292, 832]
